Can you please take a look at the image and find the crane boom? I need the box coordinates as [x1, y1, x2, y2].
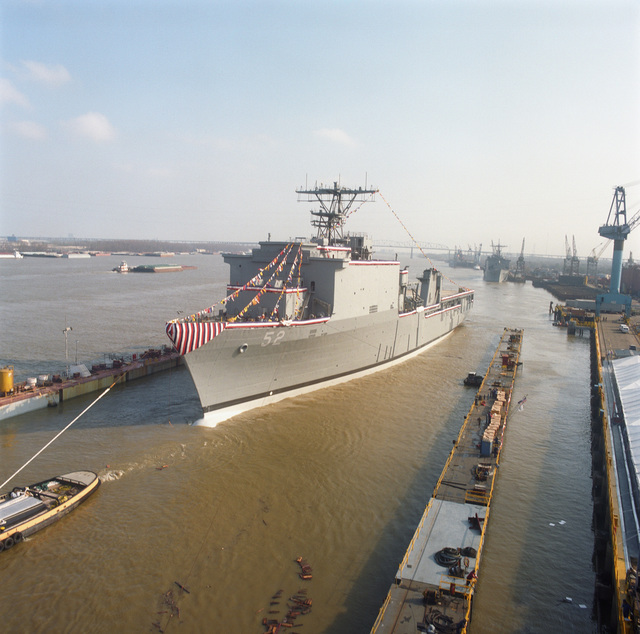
[628, 207, 640, 232]
[599, 186, 631, 241]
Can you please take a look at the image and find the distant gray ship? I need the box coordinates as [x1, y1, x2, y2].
[483, 241, 510, 283]
[449, 244, 482, 269]
[166, 182, 475, 426]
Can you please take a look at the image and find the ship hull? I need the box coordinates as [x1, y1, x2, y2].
[182, 292, 473, 426]
[483, 267, 509, 283]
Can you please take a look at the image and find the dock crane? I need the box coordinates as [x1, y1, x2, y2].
[474, 243, 482, 267]
[563, 235, 579, 275]
[596, 185, 640, 315]
[586, 240, 611, 281]
[514, 238, 525, 280]
[571, 236, 580, 275]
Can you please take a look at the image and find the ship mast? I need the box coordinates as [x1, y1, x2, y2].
[296, 181, 377, 244]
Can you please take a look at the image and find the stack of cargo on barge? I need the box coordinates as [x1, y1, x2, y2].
[371, 327, 523, 634]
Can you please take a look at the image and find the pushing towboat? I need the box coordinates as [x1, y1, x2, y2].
[166, 182, 475, 426]
[0, 471, 100, 552]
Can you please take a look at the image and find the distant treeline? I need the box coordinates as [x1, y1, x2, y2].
[2, 237, 258, 254]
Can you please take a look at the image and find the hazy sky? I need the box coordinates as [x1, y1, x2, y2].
[1, 0, 639, 259]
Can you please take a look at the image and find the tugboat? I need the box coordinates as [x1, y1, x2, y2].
[0, 471, 100, 552]
[114, 261, 129, 273]
[463, 371, 483, 387]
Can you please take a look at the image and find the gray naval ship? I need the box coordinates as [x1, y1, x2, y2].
[483, 241, 511, 283]
[166, 182, 475, 426]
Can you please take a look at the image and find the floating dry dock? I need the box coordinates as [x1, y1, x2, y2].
[371, 327, 523, 634]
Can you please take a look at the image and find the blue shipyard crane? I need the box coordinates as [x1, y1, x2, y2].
[596, 185, 640, 315]
[598, 186, 640, 293]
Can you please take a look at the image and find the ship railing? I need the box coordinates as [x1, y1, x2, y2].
[396, 498, 436, 576]
[423, 304, 442, 315]
[369, 591, 392, 633]
[438, 573, 475, 598]
[311, 297, 332, 318]
[297, 291, 311, 319]
[442, 288, 473, 303]
[188, 313, 226, 324]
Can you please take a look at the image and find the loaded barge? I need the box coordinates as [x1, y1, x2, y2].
[0, 347, 181, 422]
[371, 327, 523, 634]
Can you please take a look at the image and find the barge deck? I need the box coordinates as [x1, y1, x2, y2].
[371, 327, 523, 634]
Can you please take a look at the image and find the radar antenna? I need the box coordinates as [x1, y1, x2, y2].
[296, 181, 378, 244]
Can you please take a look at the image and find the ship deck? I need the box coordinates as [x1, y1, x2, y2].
[372, 327, 523, 634]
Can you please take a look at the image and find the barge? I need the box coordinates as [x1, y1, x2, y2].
[0, 347, 181, 422]
[371, 327, 523, 633]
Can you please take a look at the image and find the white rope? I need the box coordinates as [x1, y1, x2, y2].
[0, 377, 121, 491]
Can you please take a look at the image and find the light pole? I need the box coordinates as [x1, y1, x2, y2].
[63, 326, 72, 377]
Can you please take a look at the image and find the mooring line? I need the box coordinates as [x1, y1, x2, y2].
[0, 374, 124, 490]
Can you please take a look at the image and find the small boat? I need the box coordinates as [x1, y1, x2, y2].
[114, 261, 129, 273]
[463, 371, 483, 387]
[0, 471, 100, 552]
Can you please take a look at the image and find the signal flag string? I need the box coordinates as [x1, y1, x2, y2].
[378, 191, 471, 291]
[168, 243, 294, 324]
[270, 244, 302, 320]
[230, 243, 294, 321]
[345, 189, 378, 218]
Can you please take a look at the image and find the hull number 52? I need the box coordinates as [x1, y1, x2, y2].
[261, 330, 285, 346]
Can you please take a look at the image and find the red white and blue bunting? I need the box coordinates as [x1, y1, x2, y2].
[166, 321, 226, 355]
[166, 242, 312, 353]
